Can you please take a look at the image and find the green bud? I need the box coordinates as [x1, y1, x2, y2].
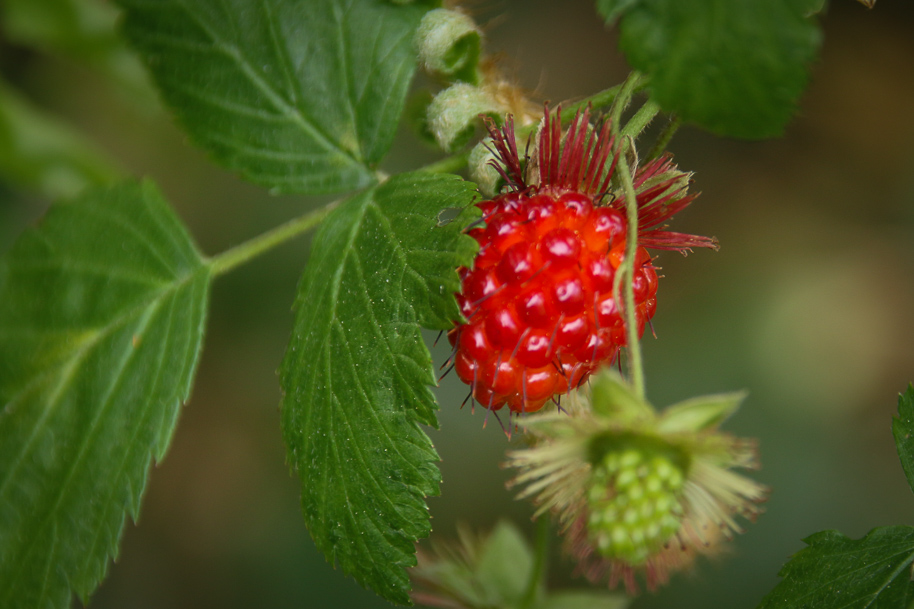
[415, 8, 481, 83]
[468, 140, 503, 197]
[426, 83, 499, 151]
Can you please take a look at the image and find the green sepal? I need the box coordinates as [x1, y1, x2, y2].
[657, 391, 748, 434]
[588, 370, 654, 421]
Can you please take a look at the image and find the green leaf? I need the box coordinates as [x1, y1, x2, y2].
[0, 180, 210, 608]
[0, 79, 121, 200]
[612, 0, 822, 138]
[116, 0, 431, 195]
[3, 0, 120, 56]
[473, 521, 535, 606]
[411, 521, 537, 609]
[758, 526, 914, 609]
[280, 171, 478, 604]
[892, 384, 914, 496]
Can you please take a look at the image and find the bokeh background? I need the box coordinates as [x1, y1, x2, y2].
[2, 1, 914, 607]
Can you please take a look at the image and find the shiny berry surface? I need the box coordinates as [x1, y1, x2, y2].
[450, 191, 658, 413]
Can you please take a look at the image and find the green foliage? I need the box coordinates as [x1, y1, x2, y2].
[892, 385, 914, 495]
[412, 521, 629, 609]
[425, 522, 538, 608]
[3, 0, 122, 61]
[280, 172, 478, 604]
[759, 387, 914, 609]
[758, 527, 914, 609]
[0, 0, 149, 94]
[602, 0, 822, 138]
[116, 0, 432, 195]
[0, 79, 120, 200]
[0, 180, 210, 608]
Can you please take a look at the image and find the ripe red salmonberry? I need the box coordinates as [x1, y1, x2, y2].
[450, 107, 716, 414]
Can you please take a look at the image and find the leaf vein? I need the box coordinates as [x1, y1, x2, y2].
[172, 0, 357, 164]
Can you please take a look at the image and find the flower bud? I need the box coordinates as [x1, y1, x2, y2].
[427, 83, 499, 151]
[468, 140, 502, 197]
[415, 8, 481, 83]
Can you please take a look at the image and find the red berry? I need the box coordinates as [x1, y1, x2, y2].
[450, 107, 717, 414]
[452, 189, 654, 413]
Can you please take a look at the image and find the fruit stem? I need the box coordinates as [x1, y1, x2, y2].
[616, 146, 647, 401]
[606, 72, 649, 400]
[519, 516, 551, 609]
[206, 200, 339, 277]
[646, 114, 682, 161]
[609, 71, 644, 141]
[563, 84, 623, 119]
[621, 98, 662, 142]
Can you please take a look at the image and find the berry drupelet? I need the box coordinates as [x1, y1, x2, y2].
[450, 106, 716, 414]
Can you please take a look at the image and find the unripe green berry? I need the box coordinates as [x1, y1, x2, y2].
[586, 445, 687, 566]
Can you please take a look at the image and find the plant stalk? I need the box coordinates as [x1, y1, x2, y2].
[609, 71, 644, 141]
[621, 98, 662, 142]
[615, 152, 646, 401]
[207, 201, 338, 277]
[646, 115, 682, 161]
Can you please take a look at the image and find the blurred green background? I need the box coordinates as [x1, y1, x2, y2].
[2, 1, 913, 608]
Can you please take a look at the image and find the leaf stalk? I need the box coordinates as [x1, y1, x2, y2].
[207, 201, 338, 276]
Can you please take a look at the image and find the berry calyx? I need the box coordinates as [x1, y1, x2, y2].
[450, 107, 716, 414]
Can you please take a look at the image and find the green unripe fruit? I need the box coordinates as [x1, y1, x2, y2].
[586, 445, 686, 565]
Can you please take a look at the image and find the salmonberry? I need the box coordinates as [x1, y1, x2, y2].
[450, 107, 717, 414]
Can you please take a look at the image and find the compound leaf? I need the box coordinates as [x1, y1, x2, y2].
[758, 526, 914, 609]
[280, 172, 478, 604]
[0, 180, 210, 608]
[609, 0, 822, 138]
[117, 0, 430, 194]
